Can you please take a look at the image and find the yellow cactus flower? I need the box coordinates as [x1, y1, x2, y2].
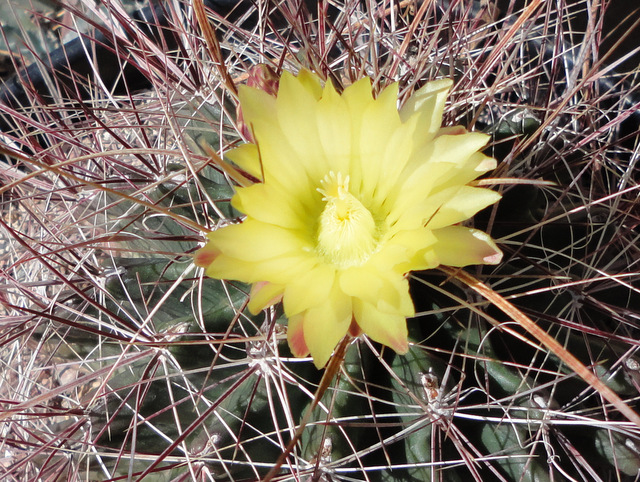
[195, 70, 502, 368]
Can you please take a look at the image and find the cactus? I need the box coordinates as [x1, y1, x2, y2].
[1, 0, 640, 480]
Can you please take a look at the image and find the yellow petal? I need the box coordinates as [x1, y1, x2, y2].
[385, 227, 438, 264]
[339, 77, 375, 189]
[429, 131, 490, 168]
[389, 133, 493, 221]
[431, 152, 497, 193]
[431, 226, 503, 266]
[357, 84, 403, 197]
[400, 78, 453, 144]
[353, 299, 409, 355]
[303, 283, 353, 368]
[316, 80, 352, 175]
[287, 313, 310, 358]
[369, 118, 417, 206]
[276, 73, 328, 181]
[292, 69, 323, 100]
[283, 263, 336, 316]
[253, 123, 317, 196]
[238, 81, 319, 195]
[206, 252, 315, 284]
[248, 282, 285, 314]
[193, 239, 220, 269]
[426, 186, 502, 230]
[340, 268, 414, 319]
[237, 84, 277, 136]
[342, 77, 374, 109]
[226, 143, 262, 181]
[339, 266, 383, 305]
[232, 183, 313, 231]
[207, 221, 309, 262]
[376, 275, 415, 317]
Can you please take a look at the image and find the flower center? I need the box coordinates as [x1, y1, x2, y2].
[316, 172, 377, 267]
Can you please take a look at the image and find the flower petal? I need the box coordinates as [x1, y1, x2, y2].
[288, 313, 310, 358]
[339, 266, 383, 305]
[226, 143, 263, 180]
[237, 84, 278, 136]
[342, 77, 375, 178]
[353, 299, 409, 355]
[207, 221, 309, 262]
[283, 263, 336, 316]
[294, 69, 323, 99]
[389, 132, 493, 222]
[426, 186, 502, 230]
[431, 226, 503, 266]
[194, 239, 220, 268]
[431, 152, 497, 193]
[356, 83, 403, 197]
[400, 78, 453, 144]
[233, 183, 314, 231]
[317, 81, 352, 175]
[206, 252, 315, 284]
[370, 119, 418, 206]
[303, 283, 353, 368]
[276, 72, 328, 180]
[377, 275, 415, 317]
[248, 282, 285, 314]
[341, 269, 414, 318]
[255, 126, 317, 196]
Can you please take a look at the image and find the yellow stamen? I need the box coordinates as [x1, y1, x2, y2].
[316, 172, 378, 267]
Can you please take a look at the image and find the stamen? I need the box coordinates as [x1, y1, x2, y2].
[316, 172, 377, 267]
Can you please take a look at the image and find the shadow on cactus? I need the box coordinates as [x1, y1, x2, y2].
[1, 0, 639, 481]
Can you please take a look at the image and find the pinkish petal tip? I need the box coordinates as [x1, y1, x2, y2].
[193, 244, 219, 268]
[390, 336, 409, 355]
[288, 316, 310, 358]
[483, 252, 503, 265]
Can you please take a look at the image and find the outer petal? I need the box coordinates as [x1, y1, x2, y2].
[276, 72, 328, 179]
[425, 186, 502, 230]
[341, 269, 414, 318]
[237, 84, 277, 135]
[389, 133, 492, 221]
[238, 78, 320, 195]
[341, 77, 375, 189]
[287, 313, 310, 358]
[385, 162, 454, 229]
[226, 143, 263, 180]
[194, 239, 220, 268]
[430, 152, 497, 194]
[342, 77, 374, 109]
[353, 299, 409, 355]
[317, 81, 352, 175]
[294, 69, 323, 99]
[303, 283, 353, 368]
[232, 183, 313, 231]
[377, 275, 415, 318]
[283, 264, 336, 316]
[385, 225, 438, 257]
[339, 266, 383, 306]
[369, 118, 418, 206]
[400, 78, 453, 144]
[427, 131, 490, 169]
[255, 126, 316, 197]
[206, 252, 315, 284]
[431, 226, 503, 266]
[207, 221, 309, 262]
[248, 282, 285, 314]
[356, 84, 402, 197]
